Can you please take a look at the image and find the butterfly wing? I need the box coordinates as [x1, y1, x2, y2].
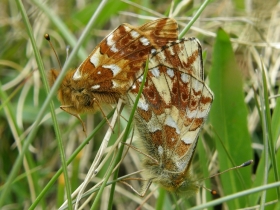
[51, 18, 179, 115]
[73, 18, 179, 93]
[127, 38, 213, 192]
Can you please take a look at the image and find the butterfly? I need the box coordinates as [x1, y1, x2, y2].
[126, 37, 214, 196]
[49, 18, 179, 121]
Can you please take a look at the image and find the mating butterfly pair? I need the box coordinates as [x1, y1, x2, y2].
[49, 18, 213, 196]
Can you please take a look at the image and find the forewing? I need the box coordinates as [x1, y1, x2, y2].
[72, 18, 178, 93]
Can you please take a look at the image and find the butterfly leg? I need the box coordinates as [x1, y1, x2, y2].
[122, 142, 159, 164]
[93, 98, 115, 132]
[120, 179, 153, 197]
[60, 105, 87, 136]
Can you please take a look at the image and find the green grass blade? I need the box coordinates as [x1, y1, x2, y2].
[208, 28, 253, 209]
[29, 109, 114, 210]
[155, 188, 166, 210]
[0, 81, 40, 205]
[271, 91, 280, 147]
[178, 0, 211, 39]
[259, 64, 280, 209]
[261, 66, 280, 191]
[0, 0, 73, 207]
[30, 0, 87, 59]
[189, 181, 280, 210]
[92, 59, 150, 210]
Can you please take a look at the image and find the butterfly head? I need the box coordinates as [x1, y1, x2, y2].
[49, 69, 98, 115]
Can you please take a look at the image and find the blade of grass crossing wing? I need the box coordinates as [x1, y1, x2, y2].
[89, 59, 149, 210]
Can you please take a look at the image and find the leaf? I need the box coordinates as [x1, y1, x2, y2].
[209, 28, 253, 209]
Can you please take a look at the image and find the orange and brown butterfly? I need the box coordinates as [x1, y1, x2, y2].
[48, 18, 179, 123]
[126, 37, 214, 196]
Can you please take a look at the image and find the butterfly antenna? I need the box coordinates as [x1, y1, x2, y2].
[200, 185, 217, 195]
[196, 160, 253, 195]
[44, 33, 62, 70]
[204, 160, 253, 182]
